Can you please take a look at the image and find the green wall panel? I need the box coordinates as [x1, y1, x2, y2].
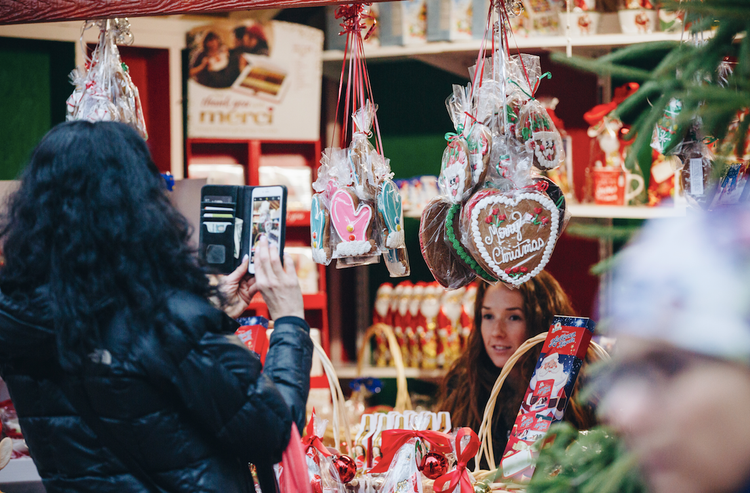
[0, 37, 75, 180]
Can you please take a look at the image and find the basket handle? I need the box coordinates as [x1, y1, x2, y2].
[474, 332, 611, 472]
[357, 323, 412, 412]
[312, 339, 354, 455]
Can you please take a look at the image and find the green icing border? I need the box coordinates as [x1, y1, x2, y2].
[445, 204, 497, 283]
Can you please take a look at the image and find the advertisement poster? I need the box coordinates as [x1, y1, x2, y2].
[186, 21, 323, 141]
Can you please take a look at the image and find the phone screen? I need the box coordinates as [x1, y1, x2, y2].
[250, 194, 282, 264]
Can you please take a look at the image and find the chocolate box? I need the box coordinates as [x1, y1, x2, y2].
[500, 316, 595, 482]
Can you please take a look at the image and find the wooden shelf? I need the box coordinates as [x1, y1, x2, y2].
[0, 457, 41, 484]
[568, 203, 687, 219]
[334, 363, 446, 381]
[322, 31, 687, 78]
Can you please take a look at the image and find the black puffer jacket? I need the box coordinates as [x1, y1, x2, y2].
[0, 289, 313, 493]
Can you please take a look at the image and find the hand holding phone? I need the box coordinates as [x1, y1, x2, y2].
[253, 236, 304, 320]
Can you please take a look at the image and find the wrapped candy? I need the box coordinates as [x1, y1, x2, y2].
[66, 19, 147, 139]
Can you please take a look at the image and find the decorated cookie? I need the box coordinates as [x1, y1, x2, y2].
[467, 123, 493, 189]
[310, 193, 332, 265]
[330, 188, 377, 257]
[377, 179, 405, 249]
[419, 197, 476, 290]
[438, 138, 472, 203]
[533, 177, 567, 237]
[444, 203, 497, 283]
[384, 247, 410, 278]
[517, 101, 564, 170]
[461, 190, 560, 286]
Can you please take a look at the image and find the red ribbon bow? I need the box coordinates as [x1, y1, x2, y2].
[301, 411, 332, 458]
[433, 428, 480, 493]
[368, 429, 453, 474]
[583, 82, 640, 127]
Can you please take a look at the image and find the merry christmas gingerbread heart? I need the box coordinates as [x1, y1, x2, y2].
[462, 190, 559, 286]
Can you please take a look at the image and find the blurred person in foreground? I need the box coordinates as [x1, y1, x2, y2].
[600, 205, 750, 493]
[0, 121, 312, 493]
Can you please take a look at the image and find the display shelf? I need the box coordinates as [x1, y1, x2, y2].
[334, 363, 446, 381]
[322, 32, 687, 78]
[247, 292, 327, 312]
[0, 457, 41, 483]
[568, 203, 687, 219]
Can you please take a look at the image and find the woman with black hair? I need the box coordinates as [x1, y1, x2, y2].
[0, 121, 312, 493]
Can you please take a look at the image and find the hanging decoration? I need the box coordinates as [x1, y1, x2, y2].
[66, 19, 147, 139]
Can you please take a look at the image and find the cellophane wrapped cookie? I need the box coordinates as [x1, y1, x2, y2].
[311, 101, 410, 276]
[66, 19, 147, 139]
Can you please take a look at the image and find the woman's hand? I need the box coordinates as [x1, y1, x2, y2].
[219, 255, 257, 319]
[254, 236, 304, 320]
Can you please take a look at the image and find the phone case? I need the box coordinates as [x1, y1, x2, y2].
[199, 184, 287, 274]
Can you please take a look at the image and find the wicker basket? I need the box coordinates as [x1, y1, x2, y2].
[356, 323, 413, 412]
[470, 332, 611, 491]
[312, 338, 354, 455]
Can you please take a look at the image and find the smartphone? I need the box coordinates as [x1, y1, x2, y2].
[249, 185, 286, 275]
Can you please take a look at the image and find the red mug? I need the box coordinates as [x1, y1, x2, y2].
[593, 167, 644, 205]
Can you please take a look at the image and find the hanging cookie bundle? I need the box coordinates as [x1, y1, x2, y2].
[66, 19, 147, 139]
[421, 0, 569, 289]
[310, 5, 409, 277]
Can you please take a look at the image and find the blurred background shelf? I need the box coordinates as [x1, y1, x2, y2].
[568, 203, 687, 219]
[334, 363, 446, 382]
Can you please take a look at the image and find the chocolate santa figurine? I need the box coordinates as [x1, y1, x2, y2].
[372, 283, 394, 367]
[460, 283, 477, 350]
[393, 282, 412, 368]
[406, 283, 426, 368]
[418, 283, 441, 370]
[437, 285, 465, 368]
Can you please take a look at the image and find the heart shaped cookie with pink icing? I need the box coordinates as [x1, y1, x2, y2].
[461, 190, 559, 286]
[330, 188, 377, 257]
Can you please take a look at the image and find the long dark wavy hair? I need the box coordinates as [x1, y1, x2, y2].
[0, 121, 214, 370]
[436, 272, 595, 459]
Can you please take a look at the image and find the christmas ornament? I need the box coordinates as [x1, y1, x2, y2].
[331, 454, 356, 483]
[420, 451, 449, 480]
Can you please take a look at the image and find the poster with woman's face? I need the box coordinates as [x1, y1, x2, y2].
[186, 21, 323, 141]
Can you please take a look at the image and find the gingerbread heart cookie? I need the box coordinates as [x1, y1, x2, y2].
[534, 177, 567, 238]
[419, 197, 476, 290]
[444, 202, 497, 283]
[461, 190, 559, 286]
[517, 101, 564, 170]
[438, 138, 472, 203]
[330, 188, 377, 257]
[311, 193, 332, 264]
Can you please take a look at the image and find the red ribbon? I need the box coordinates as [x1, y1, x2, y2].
[583, 82, 640, 127]
[433, 428, 480, 493]
[524, 180, 549, 193]
[368, 429, 453, 474]
[301, 411, 332, 458]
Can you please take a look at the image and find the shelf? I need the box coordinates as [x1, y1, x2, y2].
[322, 31, 686, 78]
[286, 209, 310, 227]
[334, 364, 446, 381]
[247, 292, 327, 312]
[0, 457, 41, 484]
[568, 203, 687, 219]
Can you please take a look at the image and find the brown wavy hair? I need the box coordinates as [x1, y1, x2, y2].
[435, 271, 595, 459]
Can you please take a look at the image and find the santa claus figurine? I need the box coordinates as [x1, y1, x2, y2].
[460, 284, 477, 349]
[418, 283, 441, 370]
[392, 282, 412, 368]
[437, 286, 465, 368]
[523, 352, 571, 421]
[372, 283, 394, 367]
[406, 283, 426, 368]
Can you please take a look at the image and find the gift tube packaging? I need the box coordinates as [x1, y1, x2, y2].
[426, 0, 490, 41]
[500, 316, 595, 482]
[378, 0, 428, 46]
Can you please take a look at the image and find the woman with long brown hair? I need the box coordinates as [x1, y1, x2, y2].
[436, 271, 596, 464]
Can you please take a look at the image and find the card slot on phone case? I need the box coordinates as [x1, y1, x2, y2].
[200, 222, 235, 267]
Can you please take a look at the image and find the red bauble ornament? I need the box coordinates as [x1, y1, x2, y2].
[420, 451, 449, 480]
[331, 454, 356, 483]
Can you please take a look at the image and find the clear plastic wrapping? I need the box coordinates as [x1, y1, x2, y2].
[66, 19, 147, 139]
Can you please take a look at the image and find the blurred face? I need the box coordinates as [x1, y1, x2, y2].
[480, 284, 527, 368]
[206, 37, 219, 52]
[600, 337, 750, 493]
